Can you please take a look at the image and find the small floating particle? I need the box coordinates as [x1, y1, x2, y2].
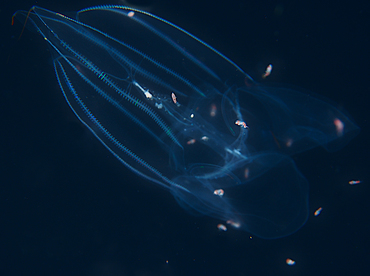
[171, 92, 177, 104]
[213, 189, 224, 197]
[187, 139, 196, 145]
[244, 168, 250, 179]
[226, 220, 241, 229]
[349, 180, 361, 185]
[314, 207, 323, 216]
[286, 258, 295, 266]
[285, 138, 293, 148]
[262, 64, 273, 78]
[333, 118, 344, 137]
[201, 136, 209, 141]
[210, 104, 217, 117]
[217, 224, 227, 231]
[235, 120, 248, 128]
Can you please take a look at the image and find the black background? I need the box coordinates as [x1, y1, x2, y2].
[1, 0, 369, 275]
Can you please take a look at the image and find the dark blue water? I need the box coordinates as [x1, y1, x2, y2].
[1, 0, 368, 275]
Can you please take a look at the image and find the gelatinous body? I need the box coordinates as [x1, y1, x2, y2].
[13, 6, 359, 238]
